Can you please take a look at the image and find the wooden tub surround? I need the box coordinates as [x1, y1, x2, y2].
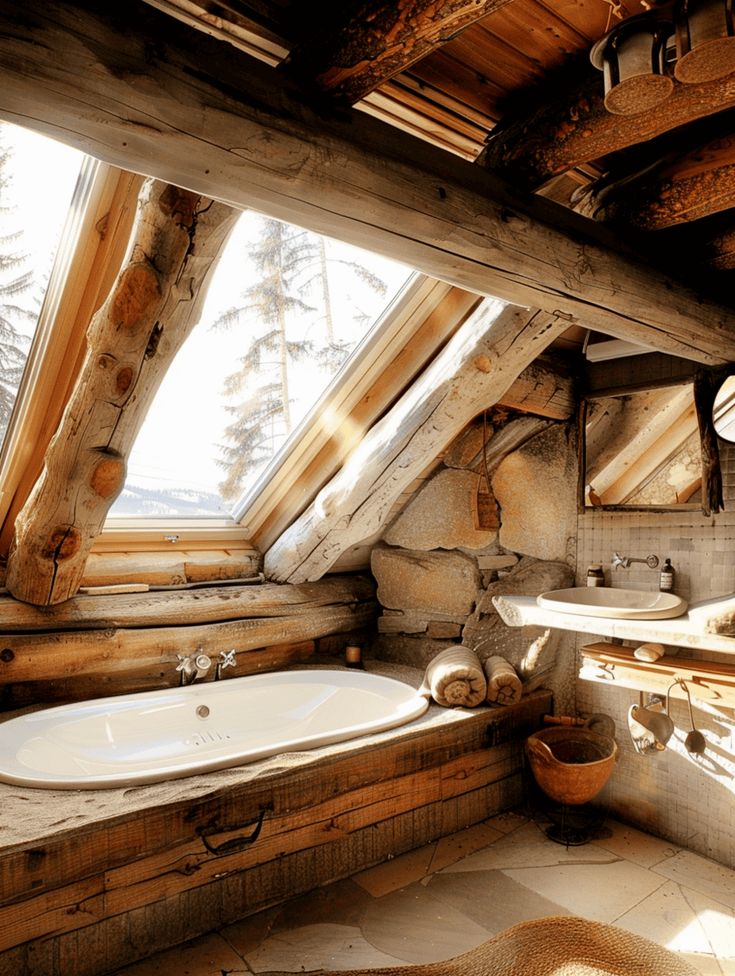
[0, 669, 550, 976]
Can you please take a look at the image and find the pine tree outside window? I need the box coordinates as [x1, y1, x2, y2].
[110, 211, 412, 519]
[0, 122, 84, 451]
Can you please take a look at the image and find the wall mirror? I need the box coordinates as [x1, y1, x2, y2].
[713, 375, 735, 443]
[583, 383, 702, 508]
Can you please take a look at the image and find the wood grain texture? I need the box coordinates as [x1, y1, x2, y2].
[0, 691, 550, 975]
[265, 304, 568, 583]
[284, 0, 513, 104]
[0, 1, 733, 364]
[5, 180, 238, 605]
[478, 67, 735, 190]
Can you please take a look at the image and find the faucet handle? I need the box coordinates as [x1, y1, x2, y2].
[219, 649, 237, 671]
[176, 653, 193, 673]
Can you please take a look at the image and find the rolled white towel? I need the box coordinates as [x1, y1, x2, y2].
[420, 646, 487, 707]
[484, 655, 522, 706]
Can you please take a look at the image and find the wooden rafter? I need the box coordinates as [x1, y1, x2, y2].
[478, 67, 735, 191]
[1, 0, 734, 366]
[576, 129, 735, 231]
[264, 304, 570, 584]
[282, 0, 513, 104]
[6, 181, 239, 606]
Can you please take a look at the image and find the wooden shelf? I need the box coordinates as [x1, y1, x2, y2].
[580, 643, 735, 709]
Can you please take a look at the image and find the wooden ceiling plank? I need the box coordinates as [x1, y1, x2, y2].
[2, 0, 735, 366]
[479, 68, 735, 190]
[407, 50, 505, 119]
[283, 0, 515, 104]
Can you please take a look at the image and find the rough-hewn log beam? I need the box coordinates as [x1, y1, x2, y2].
[1, 0, 735, 365]
[576, 132, 735, 231]
[264, 303, 569, 583]
[283, 0, 512, 104]
[478, 67, 735, 191]
[5, 181, 239, 606]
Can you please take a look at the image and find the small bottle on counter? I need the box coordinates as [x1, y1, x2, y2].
[586, 564, 605, 587]
[660, 558, 675, 593]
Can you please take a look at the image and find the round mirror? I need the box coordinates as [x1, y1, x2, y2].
[713, 375, 735, 442]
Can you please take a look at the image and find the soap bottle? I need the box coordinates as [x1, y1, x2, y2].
[659, 558, 675, 593]
[586, 564, 604, 587]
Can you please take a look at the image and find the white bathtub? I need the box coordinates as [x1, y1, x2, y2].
[0, 669, 428, 790]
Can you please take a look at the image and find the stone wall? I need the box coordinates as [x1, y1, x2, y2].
[370, 415, 579, 712]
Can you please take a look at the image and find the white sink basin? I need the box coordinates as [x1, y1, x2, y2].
[537, 587, 688, 620]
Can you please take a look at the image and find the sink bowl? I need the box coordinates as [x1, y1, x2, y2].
[537, 587, 688, 620]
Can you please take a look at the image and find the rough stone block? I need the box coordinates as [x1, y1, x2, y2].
[371, 545, 480, 616]
[383, 468, 498, 551]
[492, 423, 577, 562]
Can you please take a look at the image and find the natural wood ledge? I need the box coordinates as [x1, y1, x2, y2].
[580, 643, 735, 710]
[492, 594, 735, 656]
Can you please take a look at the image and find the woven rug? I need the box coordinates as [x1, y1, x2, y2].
[263, 915, 700, 976]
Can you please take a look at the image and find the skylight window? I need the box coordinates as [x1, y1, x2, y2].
[0, 122, 84, 451]
[110, 211, 412, 519]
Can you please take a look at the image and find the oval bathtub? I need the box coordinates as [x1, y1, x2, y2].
[0, 669, 429, 790]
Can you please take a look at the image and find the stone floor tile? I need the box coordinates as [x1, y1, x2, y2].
[243, 923, 404, 973]
[353, 843, 436, 897]
[485, 810, 529, 834]
[439, 820, 618, 874]
[271, 879, 374, 931]
[359, 882, 491, 963]
[111, 933, 249, 976]
[502, 856, 666, 923]
[427, 821, 504, 874]
[652, 850, 735, 911]
[590, 819, 680, 869]
[220, 906, 281, 958]
[426, 868, 572, 935]
[614, 880, 716, 958]
[683, 885, 735, 967]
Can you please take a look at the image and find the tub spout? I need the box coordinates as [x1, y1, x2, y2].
[176, 651, 213, 685]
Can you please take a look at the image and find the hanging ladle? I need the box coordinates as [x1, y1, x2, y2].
[678, 679, 706, 756]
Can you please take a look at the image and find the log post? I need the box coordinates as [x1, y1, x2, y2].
[5, 181, 239, 605]
[264, 303, 570, 584]
[694, 368, 725, 517]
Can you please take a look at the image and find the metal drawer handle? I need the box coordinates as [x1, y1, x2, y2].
[197, 803, 272, 856]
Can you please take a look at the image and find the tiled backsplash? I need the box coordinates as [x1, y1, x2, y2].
[575, 447, 735, 867]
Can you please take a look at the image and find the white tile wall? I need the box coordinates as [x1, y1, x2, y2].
[575, 446, 735, 867]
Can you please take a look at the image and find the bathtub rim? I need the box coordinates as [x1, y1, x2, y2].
[0, 667, 430, 790]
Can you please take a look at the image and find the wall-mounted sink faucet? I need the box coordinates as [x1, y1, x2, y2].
[176, 650, 213, 686]
[611, 552, 659, 570]
[215, 649, 237, 680]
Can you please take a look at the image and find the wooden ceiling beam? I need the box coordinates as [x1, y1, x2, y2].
[575, 131, 735, 232]
[478, 67, 735, 191]
[1, 0, 735, 366]
[282, 0, 513, 104]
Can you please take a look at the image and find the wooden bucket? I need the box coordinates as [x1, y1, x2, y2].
[525, 726, 618, 806]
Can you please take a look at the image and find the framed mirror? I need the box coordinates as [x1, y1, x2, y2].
[583, 383, 702, 508]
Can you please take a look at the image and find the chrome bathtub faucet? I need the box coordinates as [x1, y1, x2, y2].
[215, 649, 237, 680]
[611, 551, 659, 570]
[176, 650, 213, 685]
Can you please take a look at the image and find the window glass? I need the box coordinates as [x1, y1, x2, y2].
[0, 122, 84, 448]
[111, 212, 412, 518]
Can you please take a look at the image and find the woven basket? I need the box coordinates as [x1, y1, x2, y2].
[525, 726, 618, 805]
